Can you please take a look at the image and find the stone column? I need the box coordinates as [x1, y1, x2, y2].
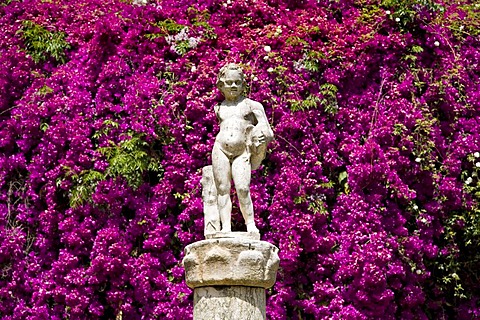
[183, 233, 280, 320]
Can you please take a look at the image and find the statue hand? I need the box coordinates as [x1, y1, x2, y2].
[253, 131, 265, 146]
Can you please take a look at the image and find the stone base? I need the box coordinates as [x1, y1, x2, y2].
[183, 238, 279, 289]
[194, 286, 265, 320]
[205, 231, 260, 241]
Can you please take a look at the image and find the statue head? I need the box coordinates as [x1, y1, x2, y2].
[217, 63, 245, 100]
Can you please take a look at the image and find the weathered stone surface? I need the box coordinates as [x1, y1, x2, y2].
[194, 286, 265, 320]
[183, 238, 279, 289]
[201, 165, 220, 236]
[205, 231, 260, 241]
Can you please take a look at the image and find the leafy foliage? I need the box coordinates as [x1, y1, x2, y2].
[288, 94, 321, 112]
[17, 20, 71, 63]
[68, 130, 163, 208]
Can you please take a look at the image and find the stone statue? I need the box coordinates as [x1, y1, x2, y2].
[188, 72, 278, 316]
[202, 63, 273, 236]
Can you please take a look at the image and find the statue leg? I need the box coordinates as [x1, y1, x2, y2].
[212, 144, 232, 232]
[232, 153, 259, 233]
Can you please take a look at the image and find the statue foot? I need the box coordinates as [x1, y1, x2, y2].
[246, 223, 259, 233]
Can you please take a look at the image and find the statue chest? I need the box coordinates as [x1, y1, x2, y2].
[217, 102, 254, 123]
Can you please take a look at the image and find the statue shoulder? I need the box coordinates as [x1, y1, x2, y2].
[245, 98, 264, 111]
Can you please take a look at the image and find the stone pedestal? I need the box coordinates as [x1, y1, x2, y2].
[194, 286, 265, 320]
[183, 236, 279, 320]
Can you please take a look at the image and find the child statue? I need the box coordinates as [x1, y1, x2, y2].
[202, 63, 274, 236]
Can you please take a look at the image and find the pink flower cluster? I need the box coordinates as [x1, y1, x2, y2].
[1, 0, 479, 319]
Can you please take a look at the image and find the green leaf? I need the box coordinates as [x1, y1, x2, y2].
[339, 171, 348, 184]
[411, 45, 424, 53]
[18, 20, 70, 64]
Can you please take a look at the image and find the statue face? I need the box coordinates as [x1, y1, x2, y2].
[220, 70, 244, 100]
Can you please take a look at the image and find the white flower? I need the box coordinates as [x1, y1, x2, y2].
[416, 269, 422, 275]
[264, 45, 272, 52]
[170, 44, 181, 55]
[293, 60, 305, 71]
[263, 55, 269, 61]
[385, 10, 391, 15]
[176, 27, 189, 41]
[474, 152, 479, 158]
[395, 17, 400, 22]
[466, 177, 473, 185]
[191, 65, 197, 72]
[188, 36, 200, 48]
[413, 204, 419, 210]
[253, 76, 258, 81]
[165, 35, 174, 45]
[415, 157, 422, 163]
[267, 67, 274, 73]
[434, 41, 440, 47]
[476, 162, 480, 168]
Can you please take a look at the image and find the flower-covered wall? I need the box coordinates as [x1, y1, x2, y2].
[0, 0, 479, 319]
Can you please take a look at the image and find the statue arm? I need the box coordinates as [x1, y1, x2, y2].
[250, 101, 274, 142]
[247, 100, 273, 170]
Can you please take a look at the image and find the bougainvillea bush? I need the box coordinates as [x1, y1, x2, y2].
[1, 0, 479, 318]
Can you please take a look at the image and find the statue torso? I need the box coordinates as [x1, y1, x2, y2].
[215, 99, 256, 158]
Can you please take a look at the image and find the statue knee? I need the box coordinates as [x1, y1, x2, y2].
[237, 186, 250, 200]
[217, 184, 230, 195]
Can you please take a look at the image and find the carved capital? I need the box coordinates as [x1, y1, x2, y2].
[183, 238, 279, 289]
